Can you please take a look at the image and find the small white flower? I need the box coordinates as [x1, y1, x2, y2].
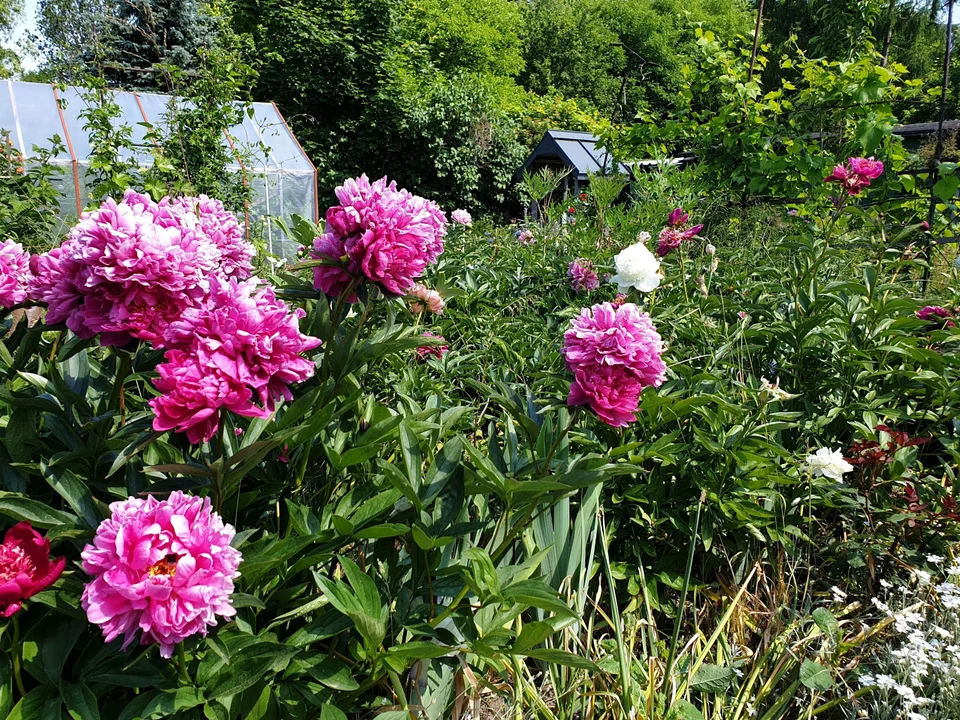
[927, 554, 945, 565]
[880, 579, 893, 588]
[806, 447, 854, 481]
[610, 241, 662, 293]
[760, 377, 799, 402]
[913, 569, 932, 586]
[831, 585, 848, 603]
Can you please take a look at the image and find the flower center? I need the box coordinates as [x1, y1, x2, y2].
[147, 554, 180, 578]
[0, 543, 34, 583]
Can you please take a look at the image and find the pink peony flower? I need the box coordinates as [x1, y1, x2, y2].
[515, 229, 535, 245]
[409, 283, 445, 314]
[826, 157, 884, 195]
[29, 190, 249, 346]
[312, 175, 447, 298]
[668, 208, 689, 226]
[416, 332, 448, 360]
[170, 195, 254, 280]
[151, 276, 321, 443]
[568, 259, 599, 293]
[0, 240, 30, 309]
[917, 305, 955, 328]
[450, 209, 472, 226]
[81, 491, 242, 658]
[562, 302, 666, 427]
[0, 522, 66, 617]
[311, 233, 359, 301]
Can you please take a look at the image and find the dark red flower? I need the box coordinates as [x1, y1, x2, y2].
[567, 207, 576, 214]
[0, 522, 66, 617]
[579, 193, 588, 202]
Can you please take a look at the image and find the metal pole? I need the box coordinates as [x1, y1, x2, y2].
[924, 0, 953, 291]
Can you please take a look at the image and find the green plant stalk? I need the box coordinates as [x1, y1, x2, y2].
[664, 489, 706, 693]
[11, 615, 26, 698]
[387, 668, 409, 713]
[539, 409, 577, 477]
[177, 642, 190, 684]
[599, 507, 632, 719]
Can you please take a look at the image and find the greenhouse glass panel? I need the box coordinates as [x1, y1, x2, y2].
[13, 83, 69, 160]
[0, 81, 318, 260]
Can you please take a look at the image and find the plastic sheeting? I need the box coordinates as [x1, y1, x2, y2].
[0, 80, 318, 260]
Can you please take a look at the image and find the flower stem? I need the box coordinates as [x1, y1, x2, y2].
[11, 615, 26, 698]
[177, 642, 190, 684]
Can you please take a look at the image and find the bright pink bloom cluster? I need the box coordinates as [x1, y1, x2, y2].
[81, 491, 241, 658]
[170, 195, 255, 279]
[568, 259, 599, 293]
[312, 175, 446, 298]
[563, 302, 666, 427]
[0, 240, 30, 309]
[917, 305, 955, 328]
[826, 157, 884, 195]
[30, 190, 254, 346]
[150, 277, 321, 444]
[0, 522, 65, 617]
[416, 331, 448, 360]
[656, 207, 703, 257]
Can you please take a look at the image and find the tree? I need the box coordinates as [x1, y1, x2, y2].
[35, 0, 219, 88]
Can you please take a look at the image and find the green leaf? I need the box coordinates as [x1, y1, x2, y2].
[117, 688, 206, 720]
[22, 613, 86, 687]
[289, 656, 359, 691]
[5, 687, 61, 719]
[0, 654, 11, 719]
[501, 580, 575, 618]
[666, 699, 704, 720]
[386, 641, 451, 659]
[0, 492, 77, 527]
[204, 645, 300, 701]
[812, 608, 840, 641]
[522, 648, 597, 670]
[689, 664, 735, 693]
[353, 523, 409, 539]
[63, 683, 100, 720]
[398, 420, 422, 492]
[799, 659, 833, 690]
[513, 621, 556, 653]
[40, 461, 100, 530]
[319, 705, 347, 720]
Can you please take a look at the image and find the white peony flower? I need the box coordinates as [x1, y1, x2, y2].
[705, 243, 716, 256]
[610, 241, 662, 293]
[806, 447, 854, 481]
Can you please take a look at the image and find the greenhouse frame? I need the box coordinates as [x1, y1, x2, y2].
[0, 80, 318, 259]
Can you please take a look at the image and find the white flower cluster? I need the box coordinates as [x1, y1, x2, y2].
[853, 558, 960, 720]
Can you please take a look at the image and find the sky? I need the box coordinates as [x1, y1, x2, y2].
[3, 0, 40, 72]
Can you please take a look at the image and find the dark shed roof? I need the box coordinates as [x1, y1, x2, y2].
[518, 130, 632, 181]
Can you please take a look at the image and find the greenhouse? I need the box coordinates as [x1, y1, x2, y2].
[0, 80, 317, 259]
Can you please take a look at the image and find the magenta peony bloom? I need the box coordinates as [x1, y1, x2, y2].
[409, 283, 445, 314]
[30, 190, 252, 346]
[450, 209, 472, 226]
[149, 351, 268, 444]
[917, 305, 955, 328]
[170, 195, 254, 280]
[311, 233, 359, 301]
[826, 157, 884, 195]
[667, 208, 689, 226]
[0, 522, 66, 617]
[81, 491, 242, 658]
[563, 302, 666, 427]
[0, 240, 30, 309]
[656, 225, 702, 257]
[568, 259, 599, 293]
[416, 332, 448, 360]
[152, 276, 321, 442]
[312, 175, 447, 298]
